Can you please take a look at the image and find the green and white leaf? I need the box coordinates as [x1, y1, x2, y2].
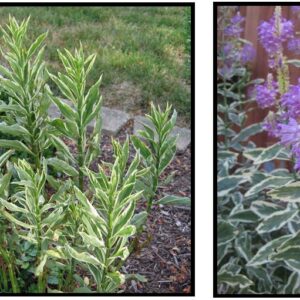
[250, 200, 283, 218]
[245, 176, 294, 197]
[268, 182, 300, 202]
[0, 140, 34, 156]
[47, 157, 78, 177]
[156, 195, 190, 206]
[217, 271, 254, 289]
[218, 176, 248, 197]
[247, 235, 292, 266]
[270, 246, 300, 262]
[253, 143, 285, 165]
[256, 209, 298, 234]
[218, 220, 238, 245]
[65, 244, 103, 266]
[283, 272, 300, 294]
[230, 123, 262, 146]
[229, 209, 260, 223]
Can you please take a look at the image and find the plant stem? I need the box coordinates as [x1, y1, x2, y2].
[25, 92, 42, 172]
[0, 267, 8, 291]
[66, 209, 77, 291]
[291, 156, 299, 181]
[38, 273, 44, 293]
[100, 190, 114, 292]
[0, 248, 19, 293]
[77, 134, 84, 191]
[8, 263, 19, 293]
[146, 171, 159, 214]
[35, 189, 44, 293]
[67, 258, 75, 287]
[146, 132, 161, 213]
[33, 143, 41, 171]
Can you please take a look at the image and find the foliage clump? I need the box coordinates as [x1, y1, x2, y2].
[0, 16, 190, 293]
[217, 5, 300, 295]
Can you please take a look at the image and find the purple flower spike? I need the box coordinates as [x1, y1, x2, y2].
[218, 65, 234, 80]
[241, 44, 256, 64]
[294, 157, 300, 170]
[281, 19, 294, 39]
[231, 12, 245, 24]
[278, 118, 300, 146]
[224, 12, 245, 38]
[288, 38, 300, 55]
[292, 144, 300, 170]
[263, 118, 280, 138]
[223, 42, 233, 56]
[277, 117, 300, 171]
[255, 79, 278, 108]
[258, 17, 294, 56]
[281, 83, 300, 119]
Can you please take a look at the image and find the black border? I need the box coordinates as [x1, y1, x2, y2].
[214, 2, 300, 298]
[0, 1, 195, 297]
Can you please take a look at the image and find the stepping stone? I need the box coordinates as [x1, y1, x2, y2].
[133, 116, 191, 153]
[48, 103, 61, 119]
[171, 126, 191, 153]
[51, 100, 191, 150]
[96, 107, 130, 136]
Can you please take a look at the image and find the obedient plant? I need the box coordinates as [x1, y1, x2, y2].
[218, 5, 300, 295]
[217, 7, 260, 150]
[0, 16, 190, 294]
[216, 7, 281, 294]
[0, 17, 51, 171]
[218, 9, 255, 84]
[0, 150, 18, 293]
[64, 139, 143, 293]
[130, 103, 190, 248]
[255, 6, 300, 171]
[0, 160, 67, 292]
[48, 46, 102, 191]
[248, 7, 300, 288]
[132, 103, 178, 213]
[44, 46, 103, 285]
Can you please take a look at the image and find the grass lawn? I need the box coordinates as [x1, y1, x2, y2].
[0, 6, 191, 126]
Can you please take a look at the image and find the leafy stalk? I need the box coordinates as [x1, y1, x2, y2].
[65, 138, 143, 292]
[48, 45, 102, 191]
[131, 103, 190, 222]
[0, 160, 67, 292]
[0, 16, 51, 171]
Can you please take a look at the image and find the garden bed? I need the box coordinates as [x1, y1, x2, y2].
[96, 121, 192, 293]
[0, 14, 192, 294]
[61, 119, 192, 293]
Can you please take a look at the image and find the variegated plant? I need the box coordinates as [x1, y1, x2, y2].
[64, 139, 144, 292]
[0, 16, 191, 294]
[0, 16, 52, 171]
[0, 160, 68, 292]
[0, 150, 19, 293]
[48, 45, 102, 191]
[131, 103, 190, 240]
[216, 5, 300, 295]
